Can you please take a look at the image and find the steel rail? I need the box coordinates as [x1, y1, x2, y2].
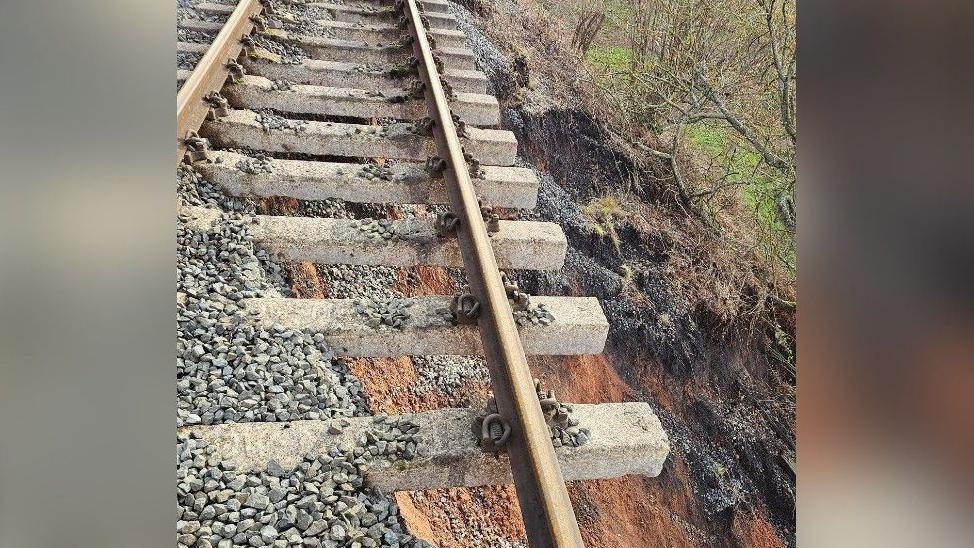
[176, 0, 264, 164]
[400, 1, 585, 546]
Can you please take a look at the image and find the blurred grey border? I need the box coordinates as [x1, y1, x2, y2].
[0, 0, 972, 547]
[800, 0, 974, 546]
[0, 1, 173, 547]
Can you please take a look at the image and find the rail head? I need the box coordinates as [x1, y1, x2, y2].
[176, 0, 264, 165]
[400, 1, 585, 546]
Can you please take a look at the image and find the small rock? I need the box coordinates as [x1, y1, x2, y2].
[244, 493, 271, 509]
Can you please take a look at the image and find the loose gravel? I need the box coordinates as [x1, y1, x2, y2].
[177, 428, 435, 548]
[176, 205, 370, 426]
[357, 163, 395, 183]
[353, 295, 415, 329]
[409, 355, 489, 399]
[254, 34, 308, 65]
[179, 164, 256, 215]
[178, 6, 227, 25]
[236, 153, 276, 175]
[350, 218, 408, 243]
[256, 109, 310, 132]
[178, 50, 204, 71]
[179, 28, 218, 44]
[177, 164, 447, 546]
[277, 3, 367, 41]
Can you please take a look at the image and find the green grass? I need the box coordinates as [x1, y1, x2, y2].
[685, 122, 771, 207]
[685, 123, 794, 266]
[584, 45, 632, 71]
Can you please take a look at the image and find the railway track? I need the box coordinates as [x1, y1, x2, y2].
[176, 1, 670, 547]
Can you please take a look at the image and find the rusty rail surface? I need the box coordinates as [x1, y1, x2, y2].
[176, 0, 263, 164]
[400, 1, 585, 546]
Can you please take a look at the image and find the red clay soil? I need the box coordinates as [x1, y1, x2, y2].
[261, 197, 330, 299]
[345, 355, 492, 414]
[374, 268, 724, 547]
[397, 486, 528, 547]
[346, 356, 522, 547]
[730, 509, 786, 548]
[281, 248, 783, 546]
[532, 355, 722, 547]
[350, 266, 721, 546]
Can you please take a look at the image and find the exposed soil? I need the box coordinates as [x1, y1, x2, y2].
[397, 487, 527, 548]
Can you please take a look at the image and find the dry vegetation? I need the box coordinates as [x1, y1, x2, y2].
[541, 0, 797, 343]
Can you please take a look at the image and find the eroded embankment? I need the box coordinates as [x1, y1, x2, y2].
[434, 0, 797, 546]
[502, 78, 796, 548]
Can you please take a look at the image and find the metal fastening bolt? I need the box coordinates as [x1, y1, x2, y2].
[434, 211, 460, 237]
[452, 113, 468, 138]
[226, 59, 245, 83]
[411, 116, 435, 136]
[258, 0, 275, 15]
[480, 202, 500, 234]
[539, 396, 560, 417]
[240, 35, 256, 56]
[432, 54, 445, 72]
[183, 131, 211, 163]
[501, 271, 531, 310]
[462, 148, 484, 178]
[250, 14, 267, 32]
[486, 215, 500, 234]
[450, 293, 481, 324]
[397, 15, 408, 30]
[440, 77, 455, 99]
[204, 91, 230, 120]
[464, 150, 484, 178]
[408, 80, 426, 99]
[502, 271, 518, 297]
[425, 156, 447, 179]
[479, 413, 511, 452]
